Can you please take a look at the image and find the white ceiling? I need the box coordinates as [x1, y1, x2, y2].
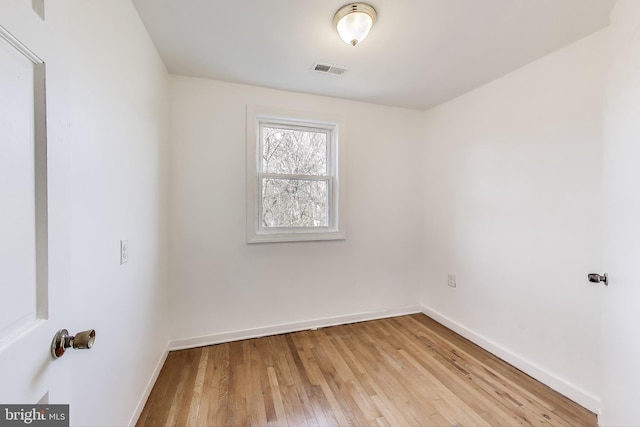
[132, 0, 615, 111]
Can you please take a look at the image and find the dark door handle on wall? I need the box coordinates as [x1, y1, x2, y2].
[588, 273, 608, 286]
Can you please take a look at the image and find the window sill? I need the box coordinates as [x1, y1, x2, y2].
[247, 229, 346, 244]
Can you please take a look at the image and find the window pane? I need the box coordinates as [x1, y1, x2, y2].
[262, 178, 328, 227]
[262, 126, 327, 175]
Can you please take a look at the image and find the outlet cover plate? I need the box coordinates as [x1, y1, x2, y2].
[448, 274, 456, 288]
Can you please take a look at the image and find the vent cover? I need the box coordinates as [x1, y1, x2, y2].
[311, 62, 348, 76]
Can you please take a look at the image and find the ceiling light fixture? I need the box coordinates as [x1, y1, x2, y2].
[333, 3, 377, 47]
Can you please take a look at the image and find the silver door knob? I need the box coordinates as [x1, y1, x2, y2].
[588, 273, 608, 286]
[51, 329, 96, 359]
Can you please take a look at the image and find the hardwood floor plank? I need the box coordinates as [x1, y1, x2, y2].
[245, 340, 269, 427]
[138, 314, 597, 427]
[209, 344, 230, 426]
[267, 366, 288, 427]
[195, 346, 217, 426]
[227, 342, 247, 426]
[186, 347, 209, 425]
[166, 348, 200, 427]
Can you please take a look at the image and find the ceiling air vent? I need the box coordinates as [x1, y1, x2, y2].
[311, 62, 348, 76]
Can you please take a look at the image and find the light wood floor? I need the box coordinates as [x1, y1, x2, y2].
[137, 314, 597, 427]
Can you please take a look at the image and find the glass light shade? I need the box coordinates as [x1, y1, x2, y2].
[334, 3, 377, 47]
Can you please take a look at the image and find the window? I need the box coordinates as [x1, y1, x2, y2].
[246, 106, 345, 243]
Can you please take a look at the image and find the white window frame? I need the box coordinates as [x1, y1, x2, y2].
[246, 105, 346, 243]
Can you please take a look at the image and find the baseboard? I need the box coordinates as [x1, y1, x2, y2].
[128, 344, 170, 427]
[420, 304, 601, 414]
[168, 305, 423, 351]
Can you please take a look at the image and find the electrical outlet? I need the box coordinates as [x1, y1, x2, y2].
[448, 274, 456, 288]
[120, 240, 129, 264]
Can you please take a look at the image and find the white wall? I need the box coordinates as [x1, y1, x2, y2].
[600, 1, 640, 424]
[47, 2, 170, 425]
[168, 76, 424, 343]
[419, 29, 609, 410]
[4, 0, 632, 424]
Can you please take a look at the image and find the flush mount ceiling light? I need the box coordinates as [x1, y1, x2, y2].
[333, 3, 377, 47]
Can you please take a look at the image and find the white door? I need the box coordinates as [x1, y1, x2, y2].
[601, 2, 640, 424]
[0, 0, 72, 410]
